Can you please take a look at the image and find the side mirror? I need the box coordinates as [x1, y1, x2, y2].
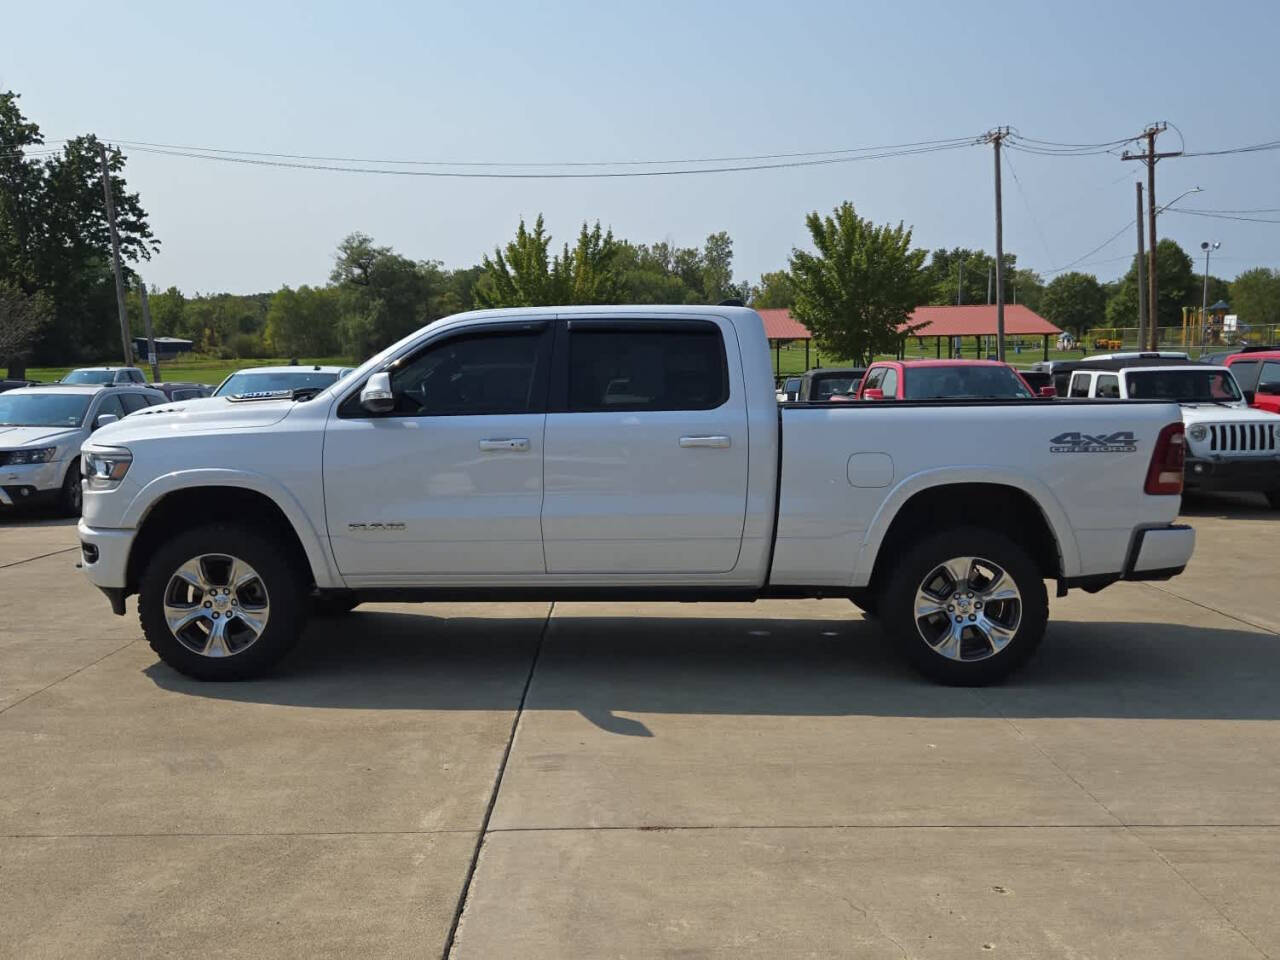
[93, 413, 119, 430]
[360, 372, 395, 414]
[1039, 386, 1057, 398]
[863, 388, 885, 400]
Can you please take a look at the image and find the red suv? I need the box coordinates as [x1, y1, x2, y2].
[1223, 351, 1280, 414]
[846, 360, 1041, 401]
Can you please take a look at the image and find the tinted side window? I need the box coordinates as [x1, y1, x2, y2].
[387, 330, 545, 416]
[1096, 375, 1120, 399]
[119, 393, 150, 414]
[1260, 361, 1280, 388]
[129, 370, 146, 383]
[880, 368, 899, 397]
[1069, 373, 1092, 398]
[1230, 360, 1261, 391]
[567, 328, 728, 412]
[95, 394, 126, 423]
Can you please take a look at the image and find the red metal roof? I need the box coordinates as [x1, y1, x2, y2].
[757, 308, 812, 341]
[756, 304, 1060, 341]
[903, 304, 1061, 337]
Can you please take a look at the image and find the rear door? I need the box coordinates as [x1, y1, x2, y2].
[541, 317, 749, 574]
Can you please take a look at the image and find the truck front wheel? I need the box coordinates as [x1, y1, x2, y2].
[138, 523, 307, 681]
[880, 527, 1048, 685]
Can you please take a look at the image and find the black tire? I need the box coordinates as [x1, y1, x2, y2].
[59, 460, 82, 517]
[848, 588, 879, 619]
[879, 526, 1048, 685]
[138, 523, 307, 681]
[311, 593, 360, 617]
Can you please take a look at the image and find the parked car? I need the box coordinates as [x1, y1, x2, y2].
[61, 366, 149, 386]
[212, 365, 355, 398]
[79, 305, 1193, 686]
[153, 381, 212, 401]
[851, 360, 1038, 401]
[1041, 353, 1189, 397]
[797, 367, 866, 402]
[1016, 369, 1055, 396]
[1201, 345, 1280, 365]
[1062, 358, 1280, 507]
[1221, 351, 1280, 413]
[775, 375, 802, 403]
[0, 383, 166, 514]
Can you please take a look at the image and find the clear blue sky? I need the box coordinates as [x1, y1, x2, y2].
[7, 0, 1278, 294]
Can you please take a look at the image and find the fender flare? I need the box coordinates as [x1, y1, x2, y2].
[852, 466, 1082, 586]
[124, 468, 345, 589]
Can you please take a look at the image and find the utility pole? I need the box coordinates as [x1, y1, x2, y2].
[984, 127, 1011, 360]
[986, 264, 993, 305]
[98, 141, 132, 367]
[957, 257, 965, 305]
[1135, 182, 1147, 349]
[137, 280, 161, 382]
[1123, 123, 1181, 350]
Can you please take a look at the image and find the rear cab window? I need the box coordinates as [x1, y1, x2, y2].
[563, 322, 729, 412]
[1069, 373, 1092, 398]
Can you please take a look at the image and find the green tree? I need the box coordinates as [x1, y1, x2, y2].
[331, 232, 450, 356]
[1040, 272, 1105, 337]
[701, 231, 735, 302]
[0, 92, 157, 362]
[921, 248, 1019, 306]
[1230, 267, 1280, 327]
[561, 221, 622, 304]
[1105, 239, 1196, 330]
[0, 280, 52, 376]
[789, 202, 927, 364]
[750, 270, 796, 309]
[265, 285, 341, 356]
[475, 216, 566, 307]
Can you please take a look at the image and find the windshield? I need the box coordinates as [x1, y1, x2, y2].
[813, 376, 857, 399]
[61, 370, 116, 385]
[903, 365, 1033, 400]
[0, 393, 92, 427]
[213, 370, 339, 397]
[1125, 369, 1242, 403]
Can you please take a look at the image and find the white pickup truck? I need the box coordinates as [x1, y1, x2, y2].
[78, 305, 1195, 685]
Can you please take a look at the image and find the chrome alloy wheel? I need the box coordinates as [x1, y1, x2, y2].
[162, 554, 270, 658]
[913, 556, 1022, 662]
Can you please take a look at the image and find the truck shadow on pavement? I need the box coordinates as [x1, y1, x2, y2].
[143, 609, 1280, 732]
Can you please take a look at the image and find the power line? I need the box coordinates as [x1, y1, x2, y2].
[1043, 218, 1133, 275]
[109, 134, 979, 169]
[1165, 208, 1280, 224]
[1180, 138, 1280, 158]
[120, 139, 978, 179]
[1002, 148, 1056, 267]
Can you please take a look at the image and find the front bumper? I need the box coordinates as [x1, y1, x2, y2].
[1185, 456, 1280, 493]
[0, 458, 67, 506]
[77, 520, 135, 598]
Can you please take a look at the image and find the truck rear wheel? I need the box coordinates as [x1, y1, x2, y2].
[880, 526, 1047, 685]
[138, 523, 307, 681]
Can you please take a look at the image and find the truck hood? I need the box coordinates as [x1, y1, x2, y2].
[1179, 403, 1273, 424]
[0, 425, 83, 449]
[90, 396, 296, 444]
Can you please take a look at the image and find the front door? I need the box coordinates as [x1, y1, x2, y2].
[323, 322, 551, 580]
[541, 318, 749, 575]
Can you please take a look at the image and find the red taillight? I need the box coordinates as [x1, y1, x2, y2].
[1145, 422, 1185, 495]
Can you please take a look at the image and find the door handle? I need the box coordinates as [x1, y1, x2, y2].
[479, 438, 530, 452]
[679, 435, 731, 448]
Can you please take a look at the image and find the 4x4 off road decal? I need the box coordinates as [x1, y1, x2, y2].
[1050, 431, 1138, 453]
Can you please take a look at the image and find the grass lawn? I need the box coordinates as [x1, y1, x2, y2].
[25, 356, 355, 387]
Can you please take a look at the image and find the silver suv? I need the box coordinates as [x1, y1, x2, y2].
[0, 384, 166, 514]
[61, 367, 149, 386]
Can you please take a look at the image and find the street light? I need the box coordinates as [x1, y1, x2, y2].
[1201, 240, 1221, 350]
[1157, 185, 1203, 216]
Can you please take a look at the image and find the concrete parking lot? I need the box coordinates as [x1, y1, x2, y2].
[2, 497, 1278, 959]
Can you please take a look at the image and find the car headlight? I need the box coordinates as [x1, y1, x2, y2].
[81, 447, 133, 489]
[1188, 424, 1207, 442]
[4, 446, 57, 465]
